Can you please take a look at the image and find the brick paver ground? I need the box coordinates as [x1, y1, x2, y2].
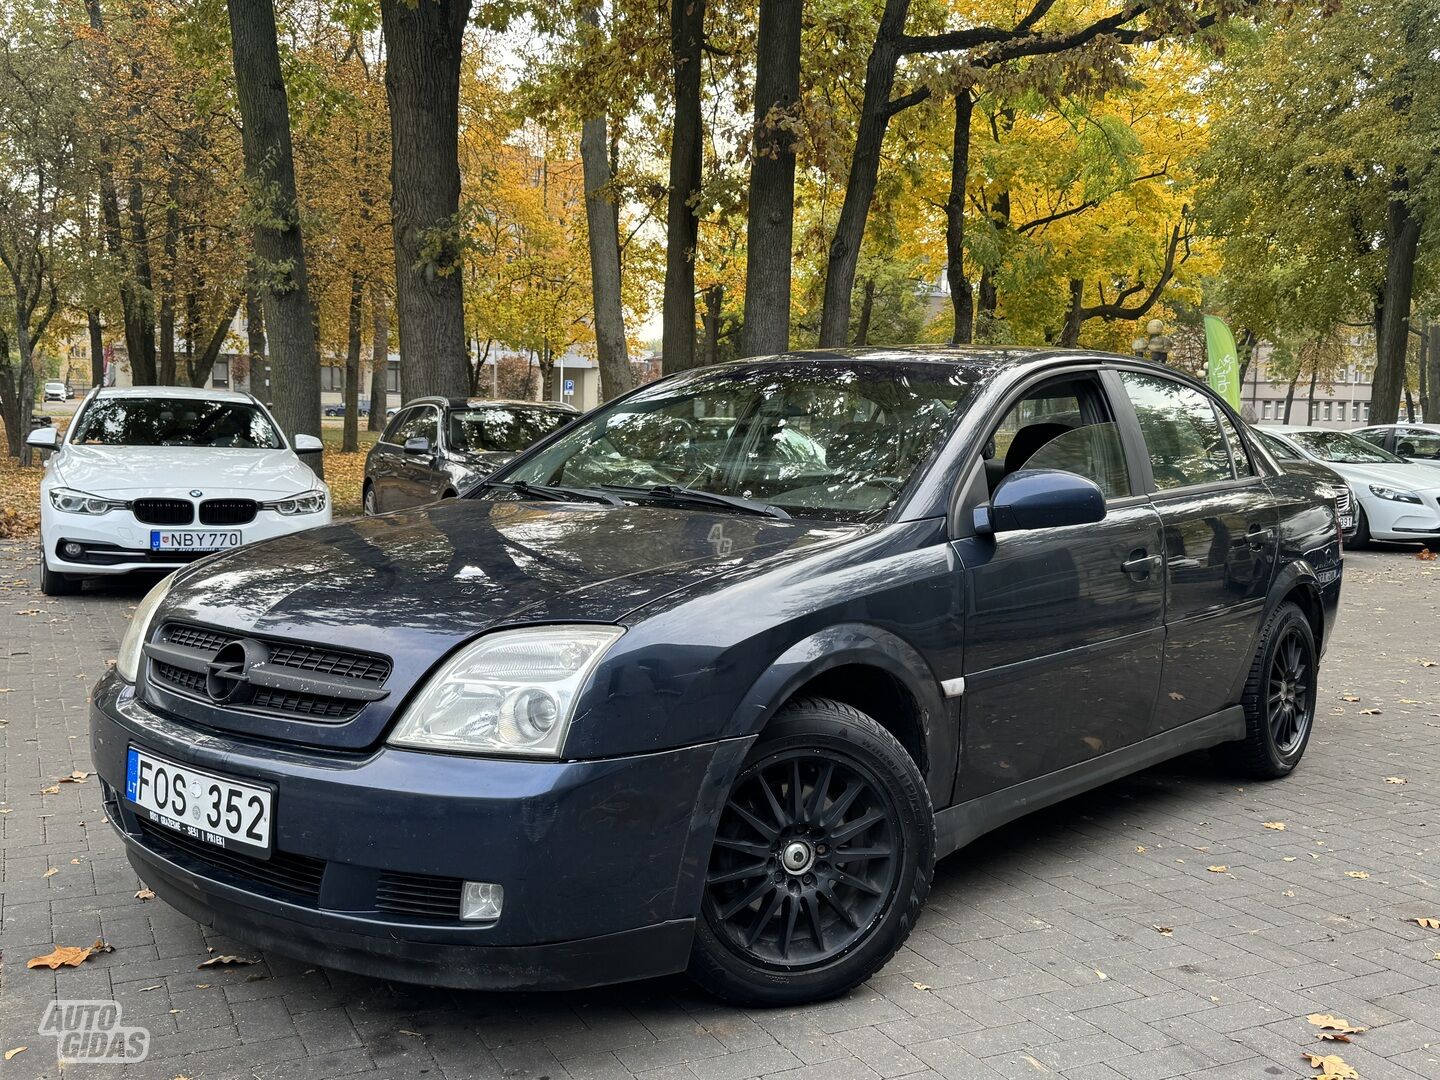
[2, 540, 1437, 1080]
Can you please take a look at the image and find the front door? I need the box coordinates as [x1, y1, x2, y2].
[1113, 370, 1277, 732]
[392, 406, 444, 510]
[953, 371, 1165, 801]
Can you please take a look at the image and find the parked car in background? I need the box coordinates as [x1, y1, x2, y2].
[323, 402, 370, 418]
[1251, 428, 1357, 542]
[362, 397, 577, 514]
[92, 349, 1341, 1005]
[1265, 425, 1440, 545]
[27, 387, 331, 595]
[1351, 423, 1440, 469]
[44, 380, 71, 402]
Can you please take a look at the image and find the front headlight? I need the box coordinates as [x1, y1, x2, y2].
[116, 574, 174, 682]
[388, 626, 624, 758]
[260, 489, 328, 515]
[1368, 484, 1422, 504]
[49, 487, 129, 515]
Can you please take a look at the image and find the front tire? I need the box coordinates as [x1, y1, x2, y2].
[1220, 601, 1317, 778]
[41, 561, 81, 596]
[362, 483, 377, 516]
[687, 697, 933, 1006]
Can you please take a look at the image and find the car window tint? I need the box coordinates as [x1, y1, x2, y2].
[1023, 423, 1132, 499]
[984, 376, 1131, 500]
[1352, 428, 1388, 450]
[395, 408, 437, 446]
[1256, 430, 1301, 461]
[1215, 412, 1255, 476]
[448, 407, 570, 453]
[381, 409, 411, 444]
[1118, 372, 1233, 489]
[1396, 428, 1440, 460]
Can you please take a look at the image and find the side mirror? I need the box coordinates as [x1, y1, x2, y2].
[403, 436, 432, 456]
[26, 426, 59, 450]
[293, 433, 323, 453]
[975, 468, 1106, 535]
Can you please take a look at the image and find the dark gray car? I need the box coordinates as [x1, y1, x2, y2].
[363, 397, 577, 514]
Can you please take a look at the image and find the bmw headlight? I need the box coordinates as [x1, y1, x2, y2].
[116, 574, 174, 682]
[260, 489, 328, 515]
[49, 487, 128, 515]
[1368, 484, 1422, 504]
[388, 626, 624, 757]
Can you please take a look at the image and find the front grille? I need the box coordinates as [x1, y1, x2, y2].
[136, 819, 326, 903]
[200, 499, 257, 525]
[148, 622, 391, 723]
[376, 871, 464, 918]
[133, 498, 194, 525]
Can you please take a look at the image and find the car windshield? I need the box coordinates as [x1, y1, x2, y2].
[448, 406, 572, 454]
[492, 362, 980, 522]
[70, 398, 283, 449]
[1287, 429, 1402, 465]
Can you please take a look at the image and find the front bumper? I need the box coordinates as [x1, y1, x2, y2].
[90, 672, 751, 990]
[1358, 493, 1440, 541]
[43, 505, 332, 576]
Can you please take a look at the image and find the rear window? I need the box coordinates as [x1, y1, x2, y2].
[70, 398, 282, 449]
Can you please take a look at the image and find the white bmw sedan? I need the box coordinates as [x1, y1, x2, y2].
[26, 387, 331, 595]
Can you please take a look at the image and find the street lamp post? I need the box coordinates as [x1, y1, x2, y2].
[1131, 319, 1173, 365]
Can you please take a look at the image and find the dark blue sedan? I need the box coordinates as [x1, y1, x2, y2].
[90, 348, 1342, 1005]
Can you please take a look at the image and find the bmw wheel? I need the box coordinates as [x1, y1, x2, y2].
[688, 697, 933, 1006]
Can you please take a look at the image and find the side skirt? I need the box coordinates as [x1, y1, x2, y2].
[935, 706, 1246, 859]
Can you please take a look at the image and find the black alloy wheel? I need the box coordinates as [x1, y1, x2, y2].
[1222, 601, 1318, 778]
[1267, 626, 1311, 755]
[688, 697, 933, 1006]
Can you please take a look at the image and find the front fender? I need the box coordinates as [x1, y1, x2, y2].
[723, 622, 955, 805]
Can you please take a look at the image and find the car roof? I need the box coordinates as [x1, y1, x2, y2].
[400, 396, 578, 412]
[93, 385, 256, 404]
[1359, 421, 1440, 430]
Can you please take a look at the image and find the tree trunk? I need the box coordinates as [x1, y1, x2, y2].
[88, 310, 104, 388]
[368, 288, 388, 431]
[380, 0, 472, 402]
[1427, 324, 1440, 426]
[1059, 278, 1085, 346]
[853, 278, 875, 346]
[245, 289, 268, 401]
[1418, 321, 1428, 421]
[946, 90, 975, 345]
[228, 0, 322, 461]
[818, 0, 909, 347]
[700, 283, 724, 366]
[1236, 327, 1257, 387]
[0, 326, 25, 458]
[158, 173, 181, 384]
[1370, 190, 1421, 425]
[343, 273, 362, 453]
[1282, 366, 1299, 423]
[742, 0, 803, 358]
[1306, 366, 1319, 424]
[661, 0, 706, 372]
[186, 301, 240, 387]
[578, 9, 633, 402]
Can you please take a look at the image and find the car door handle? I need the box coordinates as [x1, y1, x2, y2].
[1246, 525, 1275, 549]
[1121, 551, 1162, 577]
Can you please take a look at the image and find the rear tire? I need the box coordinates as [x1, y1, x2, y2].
[41, 561, 81, 597]
[362, 484, 377, 516]
[1219, 601, 1316, 779]
[687, 697, 934, 1006]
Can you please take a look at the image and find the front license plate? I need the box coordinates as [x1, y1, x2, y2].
[125, 747, 273, 856]
[149, 529, 242, 552]
[1339, 513, 1356, 530]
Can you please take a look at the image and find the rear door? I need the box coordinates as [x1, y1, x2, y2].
[1113, 370, 1278, 734]
[393, 405, 444, 508]
[953, 369, 1165, 800]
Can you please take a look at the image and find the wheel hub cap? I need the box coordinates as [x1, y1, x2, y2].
[781, 840, 815, 876]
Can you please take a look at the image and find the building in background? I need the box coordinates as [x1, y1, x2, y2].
[1242, 338, 1378, 429]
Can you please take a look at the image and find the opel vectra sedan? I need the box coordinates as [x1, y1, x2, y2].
[91, 349, 1341, 1005]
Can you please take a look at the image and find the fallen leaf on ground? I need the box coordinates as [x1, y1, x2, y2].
[1399, 699, 1424, 705]
[39, 785, 60, 795]
[1417, 549, 1436, 561]
[27, 939, 113, 970]
[139, 985, 162, 992]
[42, 867, 57, 878]
[1308, 1014, 1366, 1034]
[1094, 969, 1108, 980]
[912, 981, 931, 991]
[57, 771, 90, 784]
[1419, 660, 1436, 668]
[197, 955, 257, 968]
[1262, 821, 1286, 830]
[1153, 925, 1173, 936]
[1385, 777, 1408, 784]
[1360, 708, 1381, 715]
[1340, 694, 1361, 702]
[0, 687, 13, 693]
[1284, 856, 1298, 862]
[1318, 1032, 1352, 1043]
[1135, 845, 1146, 854]
[1410, 917, 1440, 929]
[1301, 1052, 1358, 1078]
[135, 887, 155, 900]
[398, 1030, 423, 1039]
[1345, 871, 1370, 879]
[4, 1047, 26, 1061]
[1207, 865, 1229, 873]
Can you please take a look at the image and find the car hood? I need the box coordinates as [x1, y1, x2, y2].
[155, 499, 865, 750]
[1320, 458, 1440, 494]
[54, 445, 318, 496]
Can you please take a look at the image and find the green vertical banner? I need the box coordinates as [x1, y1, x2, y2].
[1203, 315, 1242, 410]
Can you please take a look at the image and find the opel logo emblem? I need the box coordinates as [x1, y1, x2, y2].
[190, 489, 204, 498]
[204, 639, 268, 705]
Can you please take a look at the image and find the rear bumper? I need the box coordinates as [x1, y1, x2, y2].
[90, 672, 752, 990]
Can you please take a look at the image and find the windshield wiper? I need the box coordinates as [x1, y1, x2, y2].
[601, 484, 790, 520]
[480, 479, 622, 506]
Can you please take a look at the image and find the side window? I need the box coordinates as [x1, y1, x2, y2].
[1117, 371, 1233, 490]
[1215, 411, 1255, 477]
[409, 408, 439, 447]
[1258, 431, 1301, 462]
[380, 408, 411, 445]
[1397, 428, 1440, 460]
[984, 375, 1132, 500]
[1352, 428, 1388, 451]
